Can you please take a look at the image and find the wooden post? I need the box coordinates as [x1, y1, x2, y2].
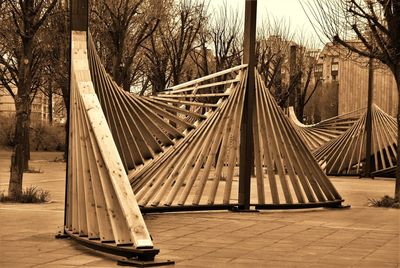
[239, 0, 257, 210]
[364, 58, 373, 177]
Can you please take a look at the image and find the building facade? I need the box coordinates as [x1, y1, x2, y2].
[315, 43, 397, 117]
[0, 87, 50, 123]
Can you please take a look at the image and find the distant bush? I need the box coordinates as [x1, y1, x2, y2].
[368, 195, 400, 209]
[30, 123, 66, 151]
[0, 115, 66, 151]
[0, 115, 15, 147]
[0, 185, 50, 203]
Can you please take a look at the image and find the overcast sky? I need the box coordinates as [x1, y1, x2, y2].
[208, 0, 323, 47]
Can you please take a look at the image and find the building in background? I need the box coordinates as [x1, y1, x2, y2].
[0, 86, 66, 124]
[307, 43, 397, 120]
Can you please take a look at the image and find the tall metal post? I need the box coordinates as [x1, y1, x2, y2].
[364, 58, 374, 177]
[63, 0, 89, 228]
[238, 0, 257, 210]
[71, 0, 89, 31]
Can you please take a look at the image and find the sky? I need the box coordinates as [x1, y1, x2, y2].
[208, 0, 323, 47]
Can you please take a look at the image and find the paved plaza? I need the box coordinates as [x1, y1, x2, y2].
[0, 151, 399, 267]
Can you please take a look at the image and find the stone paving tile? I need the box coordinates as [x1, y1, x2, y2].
[157, 242, 192, 250]
[204, 247, 253, 259]
[307, 262, 353, 268]
[223, 240, 268, 250]
[81, 258, 121, 267]
[0, 263, 33, 268]
[205, 235, 246, 244]
[35, 265, 87, 268]
[229, 258, 271, 265]
[363, 251, 400, 263]
[317, 254, 361, 266]
[1, 154, 399, 268]
[295, 245, 338, 255]
[44, 254, 105, 266]
[190, 241, 232, 248]
[350, 260, 399, 268]
[184, 256, 233, 265]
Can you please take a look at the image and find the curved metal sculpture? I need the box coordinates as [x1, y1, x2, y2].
[63, 0, 346, 264]
[84, 35, 344, 210]
[288, 107, 363, 151]
[64, 32, 346, 266]
[314, 104, 397, 176]
[66, 31, 163, 263]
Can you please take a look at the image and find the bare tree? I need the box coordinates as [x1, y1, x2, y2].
[140, 0, 173, 94]
[210, 1, 242, 73]
[303, 0, 400, 201]
[160, 0, 208, 86]
[91, 0, 159, 92]
[142, 32, 170, 93]
[256, 16, 319, 120]
[188, 26, 210, 78]
[142, 0, 207, 94]
[295, 47, 321, 121]
[48, 0, 69, 112]
[41, 0, 69, 125]
[257, 17, 294, 105]
[185, 1, 242, 81]
[0, 0, 57, 198]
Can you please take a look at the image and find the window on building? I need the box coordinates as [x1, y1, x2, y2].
[315, 64, 323, 73]
[331, 62, 339, 72]
[314, 63, 323, 79]
[331, 57, 339, 79]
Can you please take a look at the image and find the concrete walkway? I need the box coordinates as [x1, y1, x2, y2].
[0, 152, 399, 267]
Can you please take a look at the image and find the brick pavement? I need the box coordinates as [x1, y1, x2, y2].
[0, 152, 399, 267]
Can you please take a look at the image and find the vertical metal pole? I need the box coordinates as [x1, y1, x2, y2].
[239, 0, 257, 210]
[63, 0, 89, 228]
[364, 58, 373, 177]
[71, 0, 89, 31]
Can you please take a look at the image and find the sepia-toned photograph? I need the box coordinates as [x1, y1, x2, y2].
[0, 0, 399, 267]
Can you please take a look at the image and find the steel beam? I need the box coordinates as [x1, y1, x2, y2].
[71, 0, 89, 31]
[364, 58, 374, 177]
[239, 0, 257, 210]
[254, 200, 346, 210]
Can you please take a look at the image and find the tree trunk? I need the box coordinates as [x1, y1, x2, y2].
[201, 43, 209, 77]
[112, 48, 123, 87]
[173, 71, 180, 86]
[9, 97, 30, 198]
[9, 35, 33, 198]
[139, 78, 150, 96]
[48, 82, 53, 125]
[297, 100, 305, 123]
[23, 112, 30, 171]
[288, 45, 297, 108]
[111, 32, 126, 88]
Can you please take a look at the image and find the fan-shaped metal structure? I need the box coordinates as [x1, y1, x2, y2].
[83, 31, 344, 210]
[288, 107, 363, 151]
[314, 104, 397, 176]
[65, 31, 346, 261]
[62, 0, 345, 264]
[65, 31, 162, 263]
